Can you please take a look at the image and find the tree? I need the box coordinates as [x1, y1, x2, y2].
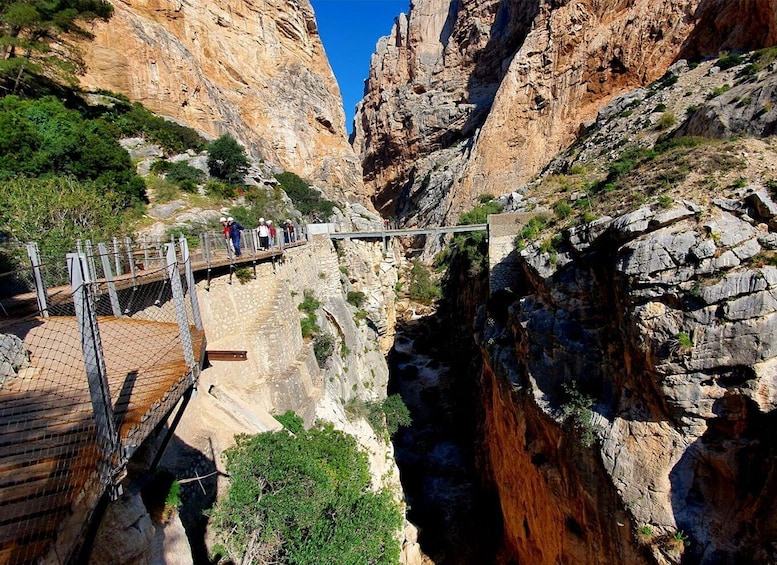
[211, 415, 403, 564]
[0, 1, 114, 93]
[207, 133, 249, 185]
[0, 175, 132, 258]
[0, 95, 147, 204]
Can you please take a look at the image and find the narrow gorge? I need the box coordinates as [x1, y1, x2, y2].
[5, 0, 777, 564]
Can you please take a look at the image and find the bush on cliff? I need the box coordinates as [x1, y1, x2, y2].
[207, 133, 249, 185]
[0, 175, 134, 260]
[0, 95, 146, 205]
[210, 414, 402, 564]
[274, 171, 336, 221]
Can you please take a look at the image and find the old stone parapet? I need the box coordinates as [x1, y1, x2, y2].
[488, 213, 539, 294]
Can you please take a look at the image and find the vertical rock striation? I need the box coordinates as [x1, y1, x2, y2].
[479, 192, 777, 563]
[354, 0, 777, 225]
[78, 0, 363, 195]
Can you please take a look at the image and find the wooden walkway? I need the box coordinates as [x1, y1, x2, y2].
[0, 316, 205, 565]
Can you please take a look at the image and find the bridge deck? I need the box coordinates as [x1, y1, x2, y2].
[327, 224, 487, 239]
[0, 316, 205, 565]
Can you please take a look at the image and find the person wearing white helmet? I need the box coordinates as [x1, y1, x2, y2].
[220, 217, 233, 253]
[256, 217, 270, 250]
[226, 216, 245, 257]
[266, 220, 276, 249]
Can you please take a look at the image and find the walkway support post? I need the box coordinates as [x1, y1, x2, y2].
[67, 252, 122, 496]
[113, 237, 121, 276]
[26, 242, 48, 318]
[165, 244, 196, 373]
[126, 237, 136, 284]
[179, 236, 203, 331]
[85, 240, 98, 283]
[97, 242, 122, 318]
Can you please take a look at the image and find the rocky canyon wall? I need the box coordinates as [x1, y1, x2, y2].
[354, 0, 777, 226]
[478, 190, 777, 564]
[77, 0, 363, 196]
[87, 237, 416, 562]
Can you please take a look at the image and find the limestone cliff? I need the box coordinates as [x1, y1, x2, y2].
[78, 0, 363, 196]
[354, 0, 777, 226]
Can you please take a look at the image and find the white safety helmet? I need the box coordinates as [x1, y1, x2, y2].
[219, 217, 227, 222]
[267, 220, 272, 224]
[227, 217, 234, 222]
[259, 217, 265, 222]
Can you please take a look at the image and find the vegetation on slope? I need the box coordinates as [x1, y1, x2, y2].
[0, 0, 114, 94]
[210, 411, 402, 565]
[493, 49, 777, 254]
[0, 93, 210, 259]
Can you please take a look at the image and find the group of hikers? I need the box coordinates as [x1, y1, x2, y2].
[220, 216, 299, 257]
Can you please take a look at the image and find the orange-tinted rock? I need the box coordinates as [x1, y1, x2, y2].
[78, 0, 363, 195]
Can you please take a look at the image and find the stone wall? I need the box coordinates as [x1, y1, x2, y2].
[488, 212, 538, 293]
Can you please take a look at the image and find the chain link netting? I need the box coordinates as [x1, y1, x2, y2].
[0, 238, 204, 565]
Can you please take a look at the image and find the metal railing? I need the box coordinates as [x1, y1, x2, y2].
[0, 237, 205, 565]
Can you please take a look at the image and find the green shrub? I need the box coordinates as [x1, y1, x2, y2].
[560, 382, 598, 448]
[162, 480, 181, 521]
[346, 290, 366, 308]
[407, 260, 441, 305]
[275, 171, 336, 221]
[234, 267, 252, 284]
[354, 308, 368, 324]
[0, 176, 132, 260]
[654, 136, 709, 154]
[677, 332, 693, 350]
[656, 112, 677, 130]
[349, 394, 411, 441]
[210, 421, 402, 564]
[458, 200, 503, 225]
[166, 161, 205, 185]
[717, 52, 744, 70]
[708, 84, 731, 99]
[553, 200, 572, 219]
[658, 194, 673, 208]
[299, 290, 321, 339]
[0, 95, 147, 204]
[146, 175, 180, 203]
[381, 394, 411, 436]
[109, 101, 206, 154]
[208, 134, 249, 184]
[313, 333, 335, 367]
[205, 179, 237, 199]
[514, 214, 549, 249]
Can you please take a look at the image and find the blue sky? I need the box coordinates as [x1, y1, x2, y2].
[309, 0, 409, 134]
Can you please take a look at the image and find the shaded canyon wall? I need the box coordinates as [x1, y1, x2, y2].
[478, 192, 777, 564]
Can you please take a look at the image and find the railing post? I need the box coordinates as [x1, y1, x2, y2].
[126, 237, 136, 284]
[97, 242, 122, 318]
[113, 237, 121, 276]
[165, 244, 196, 371]
[85, 240, 98, 283]
[142, 235, 149, 269]
[26, 242, 48, 318]
[67, 253, 121, 494]
[179, 236, 203, 331]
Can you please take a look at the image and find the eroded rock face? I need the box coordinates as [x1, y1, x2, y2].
[480, 189, 777, 563]
[79, 0, 363, 195]
[355, 0, 777, 226]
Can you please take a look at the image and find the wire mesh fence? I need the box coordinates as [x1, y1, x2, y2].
[0, 230, 297, 318]
[0, 238, 205, 565]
